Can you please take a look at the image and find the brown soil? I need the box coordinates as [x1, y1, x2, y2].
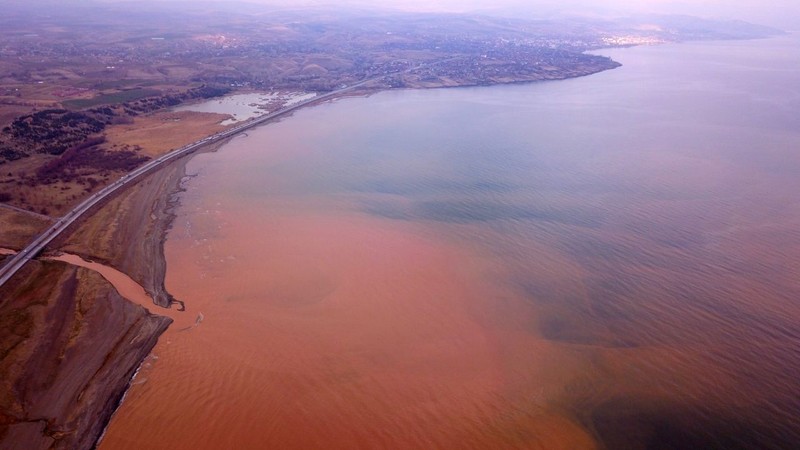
[0, 208, 51, 250]
[0, 108, 229, 218]
[0, 126, 221, 449]
[0, 152, 122, 217]
[104, 110, 230, 158]
[0, 261, 171, 449]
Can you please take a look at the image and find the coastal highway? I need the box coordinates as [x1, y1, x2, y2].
[0, 60, 450, 291]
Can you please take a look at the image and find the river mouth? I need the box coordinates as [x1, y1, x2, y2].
[48, 253, 154, 307]
[46, 253, 191, 325]
[101, 36, 800, 449]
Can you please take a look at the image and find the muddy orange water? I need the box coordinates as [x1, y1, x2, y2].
[101, 36, 800, 449]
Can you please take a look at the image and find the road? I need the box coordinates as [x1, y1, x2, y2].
[0, 60, 450, 291]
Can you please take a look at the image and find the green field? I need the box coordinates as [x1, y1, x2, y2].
[62, 88, 161, 109]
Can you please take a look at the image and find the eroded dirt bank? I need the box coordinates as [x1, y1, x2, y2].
[0, 145, 211, 449]
[0, 262, 171, 449]
[57, 156, 193, 309]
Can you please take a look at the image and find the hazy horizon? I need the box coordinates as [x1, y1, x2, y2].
[86, 0, 800, 29]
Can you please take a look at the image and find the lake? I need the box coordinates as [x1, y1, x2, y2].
[101, 35, 800, 449]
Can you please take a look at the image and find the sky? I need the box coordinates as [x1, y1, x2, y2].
[261, 0, 800, 29]
[95, 0, 799, 29]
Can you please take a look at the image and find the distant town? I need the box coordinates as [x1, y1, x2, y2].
[0, 2, 780, 224]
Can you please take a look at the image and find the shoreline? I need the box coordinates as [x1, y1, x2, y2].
[0, 138, 226, 450]
[0, 28, 794, 449]
[0, 261, 172, 449]
[0, 66, 622, 450]
[118, 58, 624, 291]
